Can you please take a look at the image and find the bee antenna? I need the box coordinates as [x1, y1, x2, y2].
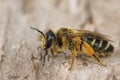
[30, 27, 46, 38]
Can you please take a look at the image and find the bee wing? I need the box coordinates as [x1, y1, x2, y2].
[72, 29, 113, 42]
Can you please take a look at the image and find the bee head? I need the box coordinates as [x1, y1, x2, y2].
[30, 27, 56, 50]
[44, 30, 56, 50]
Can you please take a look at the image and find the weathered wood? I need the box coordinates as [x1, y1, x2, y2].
[0, 0, 120, 80]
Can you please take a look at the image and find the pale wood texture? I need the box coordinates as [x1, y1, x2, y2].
[0, 0, 120, 80]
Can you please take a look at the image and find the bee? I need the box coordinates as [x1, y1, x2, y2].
[31, 27, 114, 70]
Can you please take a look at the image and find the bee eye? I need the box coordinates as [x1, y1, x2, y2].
[48, 35, 54, 41]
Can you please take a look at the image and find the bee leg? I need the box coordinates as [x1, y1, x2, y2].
[50, 48, 55, 56]
[91, 54, 106, 66]
[68, 56, 76, 70]
[55, 48, 63, 53]
[46, 48, 55, 61]
[40, 51, 43, 61]
[82, 41, 106, 66]
[100, 52, 105, 57]
[47, 55, 50, 61]
[43, 50, 48, 66]
[68, 48, 77, 70]
[96, 52, 105, 57]
[53, 44, 64, 54]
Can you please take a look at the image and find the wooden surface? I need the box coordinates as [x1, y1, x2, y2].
[0, 0, 120, 80]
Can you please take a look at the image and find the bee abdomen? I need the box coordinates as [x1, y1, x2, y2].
[83, 37, 100, 51]
[98, 40, 114, 53]
[82, 37, 114, 53]
[103, 43, 114, 52]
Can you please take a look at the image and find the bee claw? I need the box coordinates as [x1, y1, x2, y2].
[98, 61, 107, 67]
[102, 64, 107, 67]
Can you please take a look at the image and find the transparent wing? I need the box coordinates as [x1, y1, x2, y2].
[62, 29, 112, 42]
[76, 29, 112, 41]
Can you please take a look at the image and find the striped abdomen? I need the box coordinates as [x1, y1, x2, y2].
[82, 37, 114, 54]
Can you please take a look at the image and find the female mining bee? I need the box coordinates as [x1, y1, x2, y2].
[31, 27, 114, 70]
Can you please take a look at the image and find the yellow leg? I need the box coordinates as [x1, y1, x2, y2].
[82, 41, 105, 66]
[55, 48, 64, 54]
[68, 56, 76, 70]
[53, 44, 65, 54]
[50, 48, 55, 56]
[96, 52, 105, 57]
[100, 52, 105, 57]
[91, 54, 106, 66]
[68, 48, 77, 70]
